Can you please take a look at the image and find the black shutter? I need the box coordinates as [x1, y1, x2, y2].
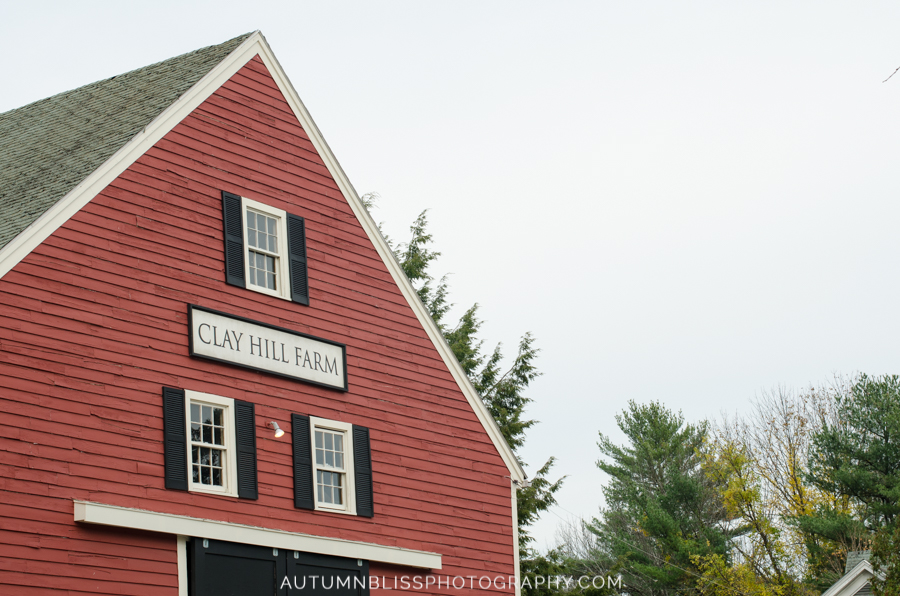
[292, 414, 315, 510]
[162, 387, 188, 491]
[222, 191, 246, 288]
[234, 400, 258, 500]
[286, 213, 309, 305]
[353, 425, 374, 518]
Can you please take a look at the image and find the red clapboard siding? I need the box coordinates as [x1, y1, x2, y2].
[0, 55, 515, 595]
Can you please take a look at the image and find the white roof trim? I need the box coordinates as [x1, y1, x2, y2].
[74, 500, 441, 569]
[0, 31, 525, 481]
[821, 560, 875, 596]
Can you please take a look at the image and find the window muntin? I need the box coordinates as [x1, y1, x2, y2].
[310, 417, 356, 514]
[185, 391, 238, 497]
[240, 197, 290, 300]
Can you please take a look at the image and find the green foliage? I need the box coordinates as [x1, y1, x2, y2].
[388, 206, 563, 554]
[588, 401, 736, 596]
[872, 524, 900, 596]
[807, 374, 900, 529]
[803, 374, 900, 594]
[520, 549, 618, 596]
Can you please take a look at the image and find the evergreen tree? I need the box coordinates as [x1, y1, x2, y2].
[803, 374, 900, 595]
[587, 401, 737, 596]
[370, 200, 563, 558]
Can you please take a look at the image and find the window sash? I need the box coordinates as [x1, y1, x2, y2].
[241, 197, 290, 301]
[185, 391, 238, 498]
[309, 418, 356, 514]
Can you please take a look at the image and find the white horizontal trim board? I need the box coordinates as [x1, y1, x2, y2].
[0, 30, 524, 483]
[74, 500, 442, 569]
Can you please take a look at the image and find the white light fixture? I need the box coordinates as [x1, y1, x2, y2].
[268, 421, 285, 438]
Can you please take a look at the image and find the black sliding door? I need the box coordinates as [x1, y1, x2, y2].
[189, 538, 368, 596]
[285, 551, 369, 596]
[191, 539, 284, 596]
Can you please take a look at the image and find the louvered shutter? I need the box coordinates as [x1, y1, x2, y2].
[162, 387, 188, 491]
[234, 400, 258, 500]
[292, 414, 315, 509]
[353, 425, 374, 518]
[286, 213, 309, 305]
[221, 191, 246, 288]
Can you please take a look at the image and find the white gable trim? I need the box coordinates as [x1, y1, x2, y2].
[0, 32, 525, 482]
[821, 560, 875, 596]
[74, 500, 441, 569]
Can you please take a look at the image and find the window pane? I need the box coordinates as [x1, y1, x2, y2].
[211, 450, 221, 467]
[267, 272, 275, 290]
[213, 408, 222, 426]
[315, 431, 323, 449]
[192, 446, 200, 464]
[193, 465, 200, 483]
[335, 453, 343, 469]
[202, 406, 211, 425]
[315, 449, 323, 465]
[318, 484, 324, 503]
[324, 433, 333, 451]
[214, 427, 223, 445]
[191, 423, 200, 441]
[248, 228, 257, 248]
[334, 486, 343, 505]
[267, 216, 276, 236]
[201, 466, 210, 485]
[203, 424, 212, 444]
[248, 260, 256, 286]
[334, 435, 343, 453]
[212, 468, 222, 486]
[201, 447, 210, 465]
[324, 485, 333, 504]
[247, 210, 255, 229]
[325, 450, 333, 468]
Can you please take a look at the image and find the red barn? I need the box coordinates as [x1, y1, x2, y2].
[0, 31, 524, 596]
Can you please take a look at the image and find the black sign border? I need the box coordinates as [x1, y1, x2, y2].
[187, 304, 349, 392]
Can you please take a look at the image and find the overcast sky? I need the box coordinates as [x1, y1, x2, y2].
[3, 1, 900, 549]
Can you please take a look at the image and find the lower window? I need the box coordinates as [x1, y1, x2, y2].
[310, 417, 356, 514]
[186, 391, 238, 497]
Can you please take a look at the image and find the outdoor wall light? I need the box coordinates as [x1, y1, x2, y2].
[268, 421, 285, 438]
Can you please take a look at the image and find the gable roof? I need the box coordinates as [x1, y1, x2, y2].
[0, 31, 525, 482]
[822, 558, 877, 596]
[0, 32, 252, 251]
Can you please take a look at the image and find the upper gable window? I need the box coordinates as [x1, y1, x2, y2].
[243, 198, 289, 299]
[221, 191, 310, 305]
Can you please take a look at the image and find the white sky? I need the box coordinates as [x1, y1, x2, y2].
[3, 1, 900, 550]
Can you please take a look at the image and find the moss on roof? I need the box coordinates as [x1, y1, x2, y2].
[0, 32, 252, 250]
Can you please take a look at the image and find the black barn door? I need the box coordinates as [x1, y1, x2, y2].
[284, 551, 369, 596]
[189, 538, 369, 596]
[190, 539, 284, 596]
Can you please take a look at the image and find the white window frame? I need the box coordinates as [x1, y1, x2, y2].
[185, 390, 239, 498]
[241, 196, 291, 301]
[310, 417, 356, 515]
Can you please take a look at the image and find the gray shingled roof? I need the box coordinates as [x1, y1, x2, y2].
[0, 32, 252, 251]
[846, 550, 871, 574]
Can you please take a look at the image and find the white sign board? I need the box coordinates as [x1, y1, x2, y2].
[188, 306, 347, 391]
